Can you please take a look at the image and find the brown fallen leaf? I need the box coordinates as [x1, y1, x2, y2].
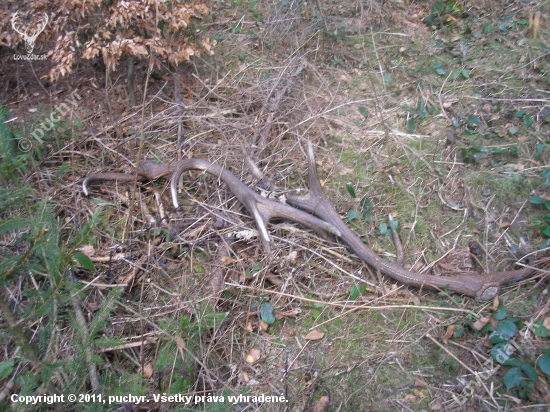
[142, 363, 153, 379]
[472, 316, 491, 331]
[430, 402, 443, 411]
[414, 379, 427, 388]
[338, 167, 354, 176]
[543, 317, 550, 330]
[305, 329, 325, 341]
[492, 296, 499, 310]
[413, 389, 426, 399]
[313, 396, 329, 412]
[80, 245, 95, 257]
[442, 324, 458, 345]
[404, 394, 416, 402]
[245, 348, 261, 364]
[221, 256, 237, 265]
[276, 309, 299, 320]
[260, 319, 269, 332]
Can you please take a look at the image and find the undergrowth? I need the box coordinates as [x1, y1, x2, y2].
[0, 106, 121, 411]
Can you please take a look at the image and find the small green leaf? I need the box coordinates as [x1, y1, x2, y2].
[502, 357, 522, 367]
[517, 19, 528, 25]
[524, 115, 533, 127]
[345, 183, 356, 198]
[461, 69, 470, 79]
[389, 219, 398, 231]
[350, 285, 361, 300]
[493, 305, 506, 320]
[454, 325, 465, 339]
[541, 170, 550, 178]
[508, 125, 518, 135]
[543, 226, 550, 237]
[360, 198, 373, 214]
[73, 252, 95, 271]
[418, 101, 427, 119]
[406, 118, 415, 133]
[451, 70, 461, 80]
[489, 331, 509, 345]
[379, 222, 388, 235]
[0, 360, 15, 379]
[466, 115, 480, 125]
[515, 110, 526, 117]
[384, 73, 393, 87]
[484, 25, 492, 33]
[347, 209, 358, 222]
[260, 302, 276, 325]
[529, 196, 547, 204]
[521, 363, 539, 381]
[358, 106, 368, 119]
[436, 67, 445, 75]
[503, 367, 522, 391]
[539, 355, 550, 377]
[498, 319, 518, 338]
[533, 319, 550, 338]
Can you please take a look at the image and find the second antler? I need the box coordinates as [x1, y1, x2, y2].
[83, 142, 535, 301]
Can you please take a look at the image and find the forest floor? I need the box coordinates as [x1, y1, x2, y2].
[1, 1, 550, 411]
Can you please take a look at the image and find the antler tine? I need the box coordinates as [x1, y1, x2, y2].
[169, 158, 341, 253]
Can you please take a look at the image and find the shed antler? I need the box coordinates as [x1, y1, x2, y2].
[83, 143, 535, 301]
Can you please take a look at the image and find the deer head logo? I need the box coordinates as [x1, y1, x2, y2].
[11, 11, 49, 54]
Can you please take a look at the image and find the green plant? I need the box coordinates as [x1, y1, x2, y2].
[528, 169, 550, 247]
[0, 106, 122, 408]
[344, 183, 373, 223]
[469, 305, 550, 399]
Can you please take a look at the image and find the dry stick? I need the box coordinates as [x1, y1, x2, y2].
[425, 333, 500, 410]
[490, 200, 528, 254]
[225, 283, 481, 318]
[311, 285, 408, 330]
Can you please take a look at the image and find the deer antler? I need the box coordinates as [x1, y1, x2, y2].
[83, 145, 536, 301]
